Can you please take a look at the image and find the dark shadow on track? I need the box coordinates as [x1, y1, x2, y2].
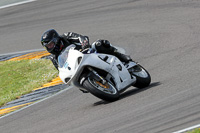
[93, 82, 162, 106]
[120, 82, 162, 100]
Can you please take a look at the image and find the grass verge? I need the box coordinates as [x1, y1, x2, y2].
[0, 59, 58, 107]
[187, 129, 200, 133]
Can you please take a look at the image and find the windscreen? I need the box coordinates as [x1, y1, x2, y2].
[58, 44, 76, 68]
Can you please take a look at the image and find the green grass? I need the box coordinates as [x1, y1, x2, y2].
[187, 129, 200, 133]
[0, 59, 58, 107]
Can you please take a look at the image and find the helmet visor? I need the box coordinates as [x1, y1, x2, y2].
[44, 41, 56, 52]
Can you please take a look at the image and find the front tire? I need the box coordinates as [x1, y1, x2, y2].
[83, 77, 120, 102]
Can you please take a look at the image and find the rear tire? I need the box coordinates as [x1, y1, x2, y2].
[131, 65, 151, 88]
[83, 77, 120, 102]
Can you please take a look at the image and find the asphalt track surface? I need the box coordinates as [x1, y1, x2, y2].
[1, 0, 200, 132]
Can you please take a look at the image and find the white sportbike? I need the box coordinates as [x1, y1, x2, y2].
[58, 44, 151, 101]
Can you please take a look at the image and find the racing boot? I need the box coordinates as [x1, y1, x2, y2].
[112, 47, 132, 63]
[113, 48, 132, 63]
[93, 39, 132, 63]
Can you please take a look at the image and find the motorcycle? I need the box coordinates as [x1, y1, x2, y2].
[58, 44, 151, 101]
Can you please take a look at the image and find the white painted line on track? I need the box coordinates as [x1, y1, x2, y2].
[0, 0, 37, 10]
[173, 124, 200, 133]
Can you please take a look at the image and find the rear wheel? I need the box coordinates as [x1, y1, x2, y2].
[130, 65, 151, 88]
[83, 77, 119, 102]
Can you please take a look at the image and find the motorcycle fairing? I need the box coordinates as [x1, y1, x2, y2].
[58, 47, 137, 91]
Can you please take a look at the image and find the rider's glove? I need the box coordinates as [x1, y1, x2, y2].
[81, 36, 90, 49]
[81, 40, 90, 49]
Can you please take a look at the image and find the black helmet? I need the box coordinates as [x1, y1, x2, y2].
[41, 29, 63, 55]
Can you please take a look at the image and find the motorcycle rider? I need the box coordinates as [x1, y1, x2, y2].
[41, 29, 132, 70]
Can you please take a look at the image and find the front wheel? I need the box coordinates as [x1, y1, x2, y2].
[83, 77, 120, 102]
[130, 64, 151, 89]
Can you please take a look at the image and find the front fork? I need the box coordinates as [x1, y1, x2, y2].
[79, 67, 107, 93]
[87, 67, 107, 84]
[79, 67, 106, 85]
